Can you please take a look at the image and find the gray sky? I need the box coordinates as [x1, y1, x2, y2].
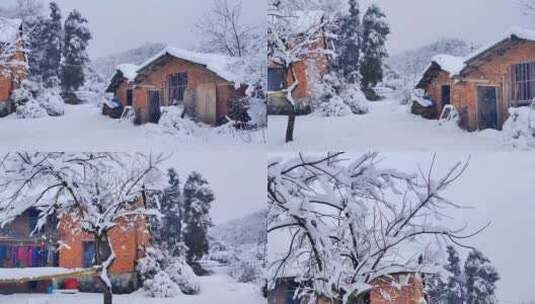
[165, 151, 266, 225]
[4, 0, 266, 58]
[379, 153, 535, 304]
[361, 0, 533, 54]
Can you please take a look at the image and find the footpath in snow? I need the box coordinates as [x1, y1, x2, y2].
[269, 97, 511, 151]
[0, 104, 266, 152]
[0, 272, 265, 304]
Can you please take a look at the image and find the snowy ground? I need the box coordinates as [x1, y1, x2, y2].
[0, 104, 266, 151]
[0, 271, 264, 304]
[269, 96, 518, 151]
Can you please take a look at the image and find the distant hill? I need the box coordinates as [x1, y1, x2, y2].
[211, 208, 267, 248]
[387, 38, 475, 87]
[92, 42, 166, 79]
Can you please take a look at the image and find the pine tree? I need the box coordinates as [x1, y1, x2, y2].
[444, 246, 464, 304]
[332, 0, 361, 84]
[41, 2, 62, 87]
[426, 274, 447, 304]
[359, 4, 390, 99]
[61, 9, 91, 96]
[464, 250, 499, 304]
[25, 16, 47, 80]
[159, 168, 183, 256]
[182, 172, 214, 264]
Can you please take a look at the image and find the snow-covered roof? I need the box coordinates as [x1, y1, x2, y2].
[116, 63, 139, 82]
[136, 46, 245, 84]
[0, 17, 22, 44]
[291, 10, 325, 34]
[431, 54, 465, 76]
[464, 26, 535, 64]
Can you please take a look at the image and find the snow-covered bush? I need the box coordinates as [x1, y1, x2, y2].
[158, 106, 197, 136]
[38, 90, 65, 116]
[314, 94, 352, 117]
[165, 258, 200, 295]
[11, 79, 65, 118]
[229, 260, 262, 283]
[16, 99, 47, 119]
[502, 106, 535, 149]
[143, 271, 182, 298]
[311, 72, 368, 117]
[341, 85, 369, 114]
[138, 247, 200, 297]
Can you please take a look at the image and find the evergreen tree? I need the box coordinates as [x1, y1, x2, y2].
[464, 250, 499, 304]
[426, 274, 447, 304]
[159, 168, 183, 256]
[25, 16, 47, 80]
[61, 9, 91, 95]
[41, 1, 62, 87]
[182, 172, 214, 264]
[444, 246, 464, 304]
[332, 0, 361, 84]
[359, 4, 390, 98]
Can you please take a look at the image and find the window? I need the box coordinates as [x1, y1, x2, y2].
[167, 73, 188, 104]
[268, 68, 285, 91]
[83, 241, 111, 268]
[512, 62, 535, 104]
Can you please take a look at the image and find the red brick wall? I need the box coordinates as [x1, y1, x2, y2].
[369, 274, 425, 304]
[58, 215, 150, 274]
[0, 40, 27, 105]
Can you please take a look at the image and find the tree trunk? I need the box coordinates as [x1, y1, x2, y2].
[285, 110, 295, 143]
[95, 235, 113, 304]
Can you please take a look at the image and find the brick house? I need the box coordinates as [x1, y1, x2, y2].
[268, 273, 426, 304]
[0, 17, 27, 117]
[0, 208, 150, 294]
[268, 10, 330, 115]
[416, 27, 535, 131]
[106, 47, 247, 126]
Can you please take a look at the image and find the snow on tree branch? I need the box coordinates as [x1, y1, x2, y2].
[267, 152, 487, 303]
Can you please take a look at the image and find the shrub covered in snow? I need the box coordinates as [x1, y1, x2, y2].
[229, 259, 263, 283]
[165, 258, 200, 295]
[502, 106, 535, 149]
[311, 72, 369, 117]
[10, 80, 65, 119]
[137, 247, 200, 297]
[247, 97, 267, 128]
[16, 99, 47, 119]
[158, 106, 197, 136]
[38, 89, 65, 116]
[143, 271, 182, 298]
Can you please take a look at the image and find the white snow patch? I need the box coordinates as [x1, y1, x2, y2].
[0, 267, 89, 282]
[431, 54, 465, 76]
[116, 64, 139, 82]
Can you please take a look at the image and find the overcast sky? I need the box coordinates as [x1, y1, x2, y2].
[3, 0, 266, 58]
[379, 152, 535, 304]
[270, 152, 535, 304]
[360, 0, 534, 54]
[165, 152, 266, 225]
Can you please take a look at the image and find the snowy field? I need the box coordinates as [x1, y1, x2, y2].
[269, 97, 517, 151]
[0, 104, 266, 151]
[0, 273, 264, 304]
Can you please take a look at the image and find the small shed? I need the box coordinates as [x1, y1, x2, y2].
[105, 47, 247, 126]
[0, 17, 26, 117]
[416, 27, 535, 131]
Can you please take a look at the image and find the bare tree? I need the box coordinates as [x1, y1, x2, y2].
[267, 153, 488, 303]
[0, 153, 166, 304]
[196, 0, 254, 57]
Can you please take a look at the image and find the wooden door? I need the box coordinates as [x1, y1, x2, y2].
[441, 85, 451, 105]
[477, 86, 498, 130]
[148, 90, 161, 123]
[195, 83, 217, 125]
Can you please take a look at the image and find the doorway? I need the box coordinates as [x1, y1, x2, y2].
[441, 85, 451, 106]
[477, 86, 498, 130]
[148, 89, 161, 123]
